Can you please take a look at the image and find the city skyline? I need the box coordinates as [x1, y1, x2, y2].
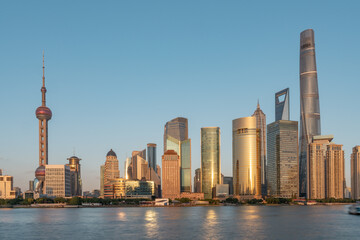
[1, 1, 360, 192]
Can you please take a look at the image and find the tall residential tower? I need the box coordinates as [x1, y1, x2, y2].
[299, 29, 321, 197]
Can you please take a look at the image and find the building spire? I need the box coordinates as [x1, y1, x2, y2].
[41, 51, 47, 106]
[257, 99, 260, 109]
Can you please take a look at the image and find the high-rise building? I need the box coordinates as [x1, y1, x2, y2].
[252, 102, 267, 196]
[162, 150, 181, 199]
[104, 149, 120, 184]
[35, 54, 53, 194]
[0, 169, 2, 176]
[45, 165, 71, 198]
[0, 175, 16, 199]
[351, 146, 360, 199]
[194, 168, 201, 193]
[164, 117, 191, 192]
[124, 157, 132, 180]
[131, 150, 146, 180]
[299, 29, 322, 197]
[326, 144, 345, 199]
[147, 143, 157, 173]
[267, 120, 299, 198]
[232, 117, 261, 197]
[29, 180, 34, 191]
[201, 127, 221, 199]
[275, 88, 290, 121]
[223, 177, 233, 195]
[66, 156, 82, 196]
[100, 164, 105, 196]
[307, 135, 333, 199]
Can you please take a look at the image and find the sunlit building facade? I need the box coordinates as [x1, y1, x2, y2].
[104, 178, 126, 199]
[125, 180, 155, 199]
[164, 117, 191, 192]
[299, 29, 322, 197]
[326, 144, 344, 199]
[124, 157, 131, 180]
[0, 175, 16, 199]
[351, 146, 360, 199]
[232, 117, 261, 197]
[100, 164, 105, 196]
[162, 150, 181, 199]
[201, 127, 221, 199]
[307, 135, 333, 199]
[45, 165, 71, 198]
[66, 155, 82, 196]
[131, 150, 146, 180]
[267, 120, 299, 198]
[252, 102, 267, 196]
[104, 149, 120, 184]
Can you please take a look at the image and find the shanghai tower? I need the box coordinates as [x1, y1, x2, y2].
[299, 29, 321, 197]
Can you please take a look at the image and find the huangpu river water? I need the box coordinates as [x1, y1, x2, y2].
[0, 205, 359, 239]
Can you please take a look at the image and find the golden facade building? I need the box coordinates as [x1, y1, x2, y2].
[232, 117, 261, 197]
[351, 146, 360, 199]
[104, 178, 126, 199]
[131, 150, 146, 180]
[326, 144, 345, 199]
[162, 150, 181, 199]
[201, 127, 221, 199]
[66, 156, 82, 196]
[104, 149, 120, 184]
[252, 102, 267, 196]
[307, 135, 332, 199]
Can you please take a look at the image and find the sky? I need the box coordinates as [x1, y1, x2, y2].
[0, 1, 359, 192]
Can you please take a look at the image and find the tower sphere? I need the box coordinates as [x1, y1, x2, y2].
[36, 106, 52, 120]
[35, 165, 46, 181]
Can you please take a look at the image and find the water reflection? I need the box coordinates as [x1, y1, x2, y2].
[117, 211, 127, 221]
[203, 208, 219, 240]
[145, 209, 159, 238]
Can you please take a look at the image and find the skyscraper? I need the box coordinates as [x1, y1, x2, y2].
[162, 150, 181, 199]
[124, 157, 131, 180]
[100, 164, 105, 196]
[252, 102, 267, 196]
[307, 135, 333, 199]
[194, 168, 201, 193]
[232, 117, 261, 197]
[34, 54, 52, 194]
[104, 149, 120, 184]
[201, 127, 221, 199]
[66, 156, 82, 196]
[131, 150, 146, 180]
[326, 144, 345, 199]
[351, 146, 360, 199]
[299, 29, 321, 197]
[164, 117, 191, 192]
[267, 120, 299, 198]
[275, 88, 290, 121]
[147, 143, 157, 173]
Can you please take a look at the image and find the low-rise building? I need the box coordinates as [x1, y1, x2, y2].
[0, 175, 16, 199]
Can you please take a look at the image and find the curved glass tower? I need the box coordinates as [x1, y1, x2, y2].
[299, 29, 321, 197]
[201, 127, 221, 199]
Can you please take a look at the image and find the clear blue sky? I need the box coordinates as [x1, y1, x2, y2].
[0, 1, 359, 192]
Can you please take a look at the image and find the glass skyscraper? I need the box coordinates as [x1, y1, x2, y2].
[201, 127, 221, 199]
[147, 143, 157, 173]
[275, 88, 290, 121]
[232, 117, 261, 196]
[267, 120, 298, 198]
[164, 117, 191, 192]
[299, 29, 321, 197]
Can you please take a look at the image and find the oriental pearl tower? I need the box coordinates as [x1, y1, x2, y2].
[34, 53, 52, 194]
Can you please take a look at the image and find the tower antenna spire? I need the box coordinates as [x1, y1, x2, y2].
[41, 51, 47, 106]
[257, 99, 260, 109]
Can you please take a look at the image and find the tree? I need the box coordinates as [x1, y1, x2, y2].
[68, 197, 82, 205]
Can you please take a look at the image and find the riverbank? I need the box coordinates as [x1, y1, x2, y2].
[0, 202, 353, 209]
